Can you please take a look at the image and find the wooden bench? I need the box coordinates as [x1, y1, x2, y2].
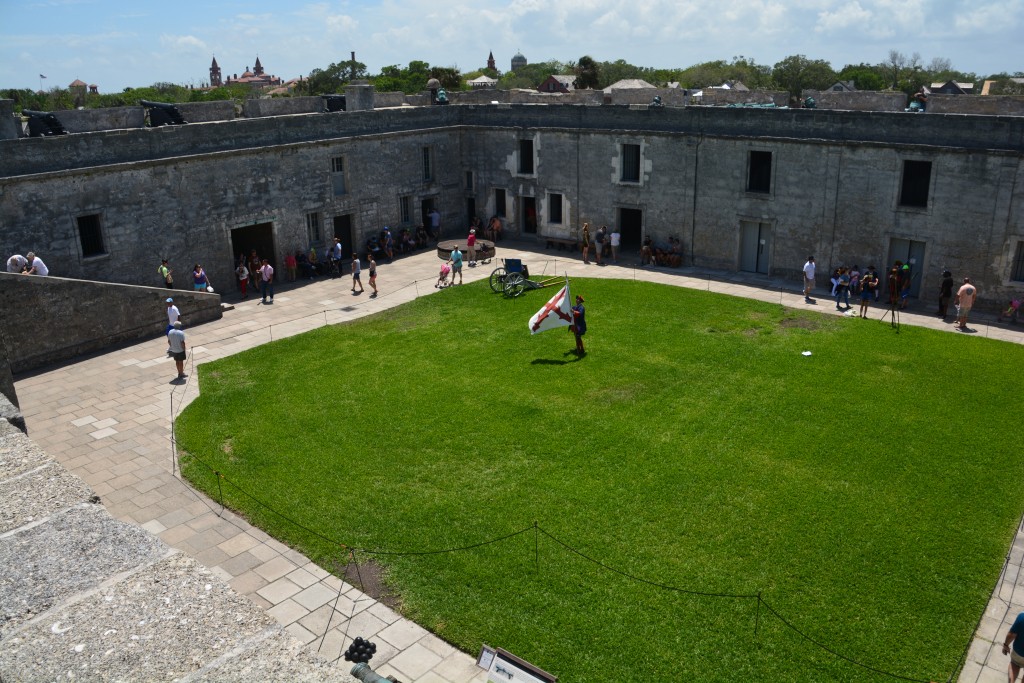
[545, 237, 578, 252]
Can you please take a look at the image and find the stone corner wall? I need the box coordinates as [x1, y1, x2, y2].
[0, 100, 18, 140]
[0, 273, 222, 374]
[926, 94, 1024, 116]
[802, 90, 908, 112]
[701, 89, 789, 107]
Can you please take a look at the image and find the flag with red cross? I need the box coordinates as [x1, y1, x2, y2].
[528, 282, 572, 335]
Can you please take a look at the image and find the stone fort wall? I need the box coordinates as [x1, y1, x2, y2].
[1, 103, 1022, 309]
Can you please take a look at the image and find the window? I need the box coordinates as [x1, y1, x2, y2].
[621, 144, 641, 183]
[548, 193, 563, 224]
[1012, 242, 1024, 282]
[465, 171, 474, 191]
[399, 196, 411, 224]
[747, 151, 772, 193]
[306, 212, 321, 244]
[495, 189, 506, 218]
[518, 139, 534, 174]
[422, 147, 432, 181]
[900, 160, 932, 208]
[331, 156, 346, 196]
[76, 214, 105, 257]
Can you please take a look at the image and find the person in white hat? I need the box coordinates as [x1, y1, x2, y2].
[165, 298, 180, 354]
[467, 227, 478, 267]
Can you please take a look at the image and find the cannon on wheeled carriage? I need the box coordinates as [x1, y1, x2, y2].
[489, 258, 562, 298]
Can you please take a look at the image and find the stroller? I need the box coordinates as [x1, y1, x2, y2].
[998, 299, 1021, 324]
[435, 262, 451, 288]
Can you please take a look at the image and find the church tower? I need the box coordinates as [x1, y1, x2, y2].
[253, 56, 264, 77]
[487, 51, 496, 71]
[209, 56, 222, 87]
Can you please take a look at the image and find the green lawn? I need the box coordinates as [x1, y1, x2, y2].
[177, 279, 1024, 682]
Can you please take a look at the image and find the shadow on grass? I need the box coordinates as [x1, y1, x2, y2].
[531, 353, 583, 365]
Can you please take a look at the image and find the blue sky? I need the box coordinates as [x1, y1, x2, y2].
[1, 0, 1020, 92]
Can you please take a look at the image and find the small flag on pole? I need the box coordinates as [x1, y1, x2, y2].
[39, 74, 47, 79]
[527, 281, 572, 335]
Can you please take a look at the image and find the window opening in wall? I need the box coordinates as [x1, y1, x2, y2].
[306, 212, 322, 245]
[422, 147, 432, 181]
[1011, 242, 1024, 282]
[331, 156, 346, 196]
[519, 139, 534, 174]
[548, 193, 563, 224]
[900, 160, 932, 208]
[621, 144, 641, 182]
[495, 189, 506, 217]
[747, 151, 772, 193]
[399, 196, 412, 224]
[76, 214, 105, 257]
[465, 171, 474, 191]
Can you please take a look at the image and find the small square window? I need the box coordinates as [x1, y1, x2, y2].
[900, 160, 932, 208]
[748, 151, 772, 193]
[331, 157, 345, 174]
[621, 144, 641, 183]
[77, 214, 105, 257]
[548, 193, 563, 224]
[519, 139, 534, 175]
[306, 212, 321, 244]
[495, 189, 506, 218]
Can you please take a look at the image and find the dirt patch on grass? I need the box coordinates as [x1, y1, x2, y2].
[779, 314, 821, 330]
[338, 557, 402, 611]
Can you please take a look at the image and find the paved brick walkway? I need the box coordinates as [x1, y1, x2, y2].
[14, 243, 1024, 682]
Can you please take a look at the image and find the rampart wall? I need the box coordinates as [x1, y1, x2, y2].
[0, 274, 222, 373]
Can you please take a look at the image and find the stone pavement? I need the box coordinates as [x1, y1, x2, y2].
[11, 242, 1024, 682]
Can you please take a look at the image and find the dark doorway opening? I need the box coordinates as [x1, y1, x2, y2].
[887, 238, 927, 297]
[618, 208, 643, 250]
[421, 197, 437, 236]
[333, 215, 354, 257]
[521, 196, 537, 235]
[466, 198, 476, 229]
[231, 222, 276, 271]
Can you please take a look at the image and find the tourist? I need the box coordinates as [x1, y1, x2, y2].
[955, 277, 977, 330]
[802, 256, 815, 302]
[641, 237, 655, 266]
[24, 252, 48, 276]
[594, 225, 607, 265]
[467, 228, 478, 267]
[383, 228, 394, 262]
[899, 264, 912, 309]
[581, 223, 591, 264]
[866, 265, 880, 302]
[1002, 611, 1024, 683]
[449, 245, 464, 285]
[351, 253, 364, 293]
[330, 237, 343, 277]
[7, 254, 27, 273]
[572, 295, 587, 356]
[258, 258, 274, 304]
[368, 255, 378, 297]
[835, 267, 850, 310]
[158, 259, 173, 289]
[428, 208, 441, 240]
[859, 270, 877, 318]
[235, 259, 249, 298]
[192, 264, 209, 291]
[284, 251, 297, 282]
[167, 321, 187, 381]
[248, 250, 261, 290]
[165, 297, 180, 353]
[610, 227, 621, 263]
[308, 247, 320, 276]
[938, 270, 954, 318]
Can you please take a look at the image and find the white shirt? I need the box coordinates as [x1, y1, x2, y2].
[803, 260, 816, 280]
[167, 305, 180, 325]
[259, 264, 274, 282]
[7, 255, 27, 272]
[167, 329, 186, 354]
[610, 232, 621, 247]
[28, 257, 48, 276]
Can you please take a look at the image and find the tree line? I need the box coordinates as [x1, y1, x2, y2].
[5, 51, 1022, 112]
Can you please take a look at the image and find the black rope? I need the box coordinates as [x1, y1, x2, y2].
[537, 525, 758, 599]
[758, 598, 934, 683]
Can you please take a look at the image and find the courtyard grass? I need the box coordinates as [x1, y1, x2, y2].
[176, 279, 1024, 682]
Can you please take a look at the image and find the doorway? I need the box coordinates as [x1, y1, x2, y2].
[739, 221, 772, 274]
[521, 197, 537, 235]
[618, 208, 643, 251]
[887, 238, 926, 297]
[333, 214, 354, 256]
[231, 222, 276, 270]
[421, 197, 437, 236]
[466, 198, 476, 229]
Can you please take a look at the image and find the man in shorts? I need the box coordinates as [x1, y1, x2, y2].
[1002, 611, 1024, 682]
[167, 321, 187, 381]
[955, 277, 977, 330]
[449, 246, 464, 285]
[351, 253, 365, 293]
[802, 256, 816, 302]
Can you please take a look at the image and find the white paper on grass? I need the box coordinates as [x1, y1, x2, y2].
[802, 351, 812, 356]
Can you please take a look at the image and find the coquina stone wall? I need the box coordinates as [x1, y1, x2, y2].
[1, 103, 1022, 310]
[0, 273, 221, 373]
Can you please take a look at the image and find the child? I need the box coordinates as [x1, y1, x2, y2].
[235, 260, 249, 299]
[998, 299, 1021, 324]
[436, 262, 451, 288]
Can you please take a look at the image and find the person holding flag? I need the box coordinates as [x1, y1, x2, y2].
[571, 295, 586, 355]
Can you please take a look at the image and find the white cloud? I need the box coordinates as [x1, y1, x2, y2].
[160, 35, 207, 51]
[816, 1, 872, 32]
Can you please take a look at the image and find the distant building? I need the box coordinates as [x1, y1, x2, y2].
[209, 56, 222, 87]
[467, 75, 498, 89]
[225, 57, 283, 89]
[487, 51, 496, 71]
[538, 75, 575, 93]
[828, 80, 857, 92]
[930, 81, 974, 95]
[511, 52, 527, 72]
[603, 78, 656, 94]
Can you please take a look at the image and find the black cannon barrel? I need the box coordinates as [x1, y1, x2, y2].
[22, 110, 68, 137]
[139, 100, 187, 126]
